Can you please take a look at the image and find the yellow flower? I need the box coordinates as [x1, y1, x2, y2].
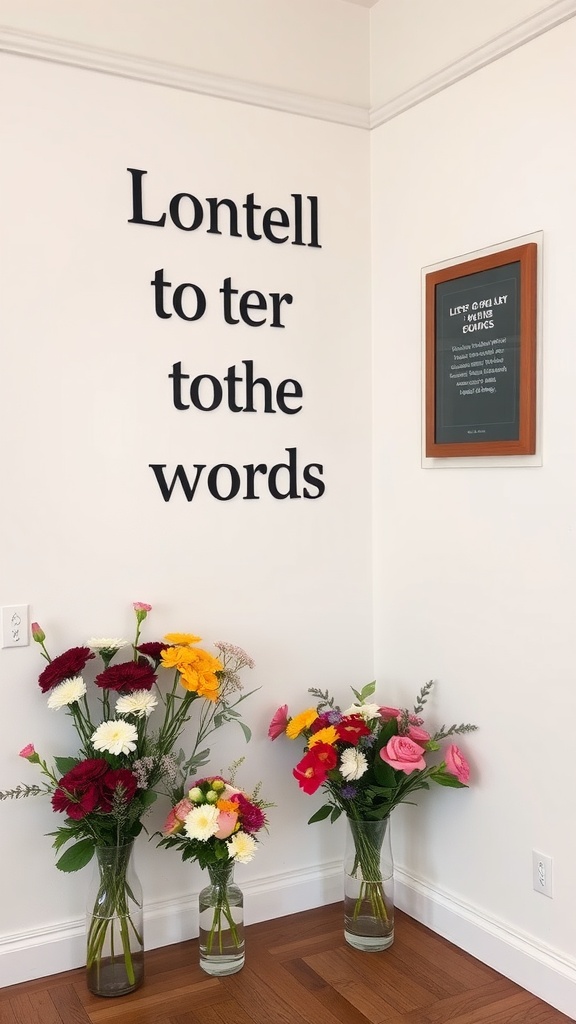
[179, 649, 223, 702]
[160, 646, 199, 670]
[308, 726, 338, 748]
[286, 708, 318, 739]
[163, 632, 202, 645]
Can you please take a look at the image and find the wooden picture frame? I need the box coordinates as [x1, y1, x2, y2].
[425, 243, 537, 457]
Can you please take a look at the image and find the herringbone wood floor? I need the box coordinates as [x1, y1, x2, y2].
[0, 903, 571, 1024]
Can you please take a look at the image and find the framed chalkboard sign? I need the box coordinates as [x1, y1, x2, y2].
[425, 243, 537, 457]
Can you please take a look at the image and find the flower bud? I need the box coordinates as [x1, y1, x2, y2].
[19, 743, 40, 764]
[31, 622, 46, 644]
[188, 786, 203, 802]
[133, 602, 152, 623]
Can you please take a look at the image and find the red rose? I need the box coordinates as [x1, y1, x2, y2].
[51, 758, 110, 819]
[94, 661, 156, 692]
[38, 647, 95, 693]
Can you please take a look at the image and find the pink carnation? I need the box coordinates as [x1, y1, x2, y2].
[445, 744, 470, 784]
[381, 735, 427, 774]
[133, 602, 152, 612]
[268, 705, 289, 740]
[19, 744, 36, 760]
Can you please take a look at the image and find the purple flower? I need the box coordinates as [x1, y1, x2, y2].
[341, 784, 358, 800]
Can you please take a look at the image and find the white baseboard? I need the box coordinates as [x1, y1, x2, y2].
[2, 861, 575, 1021]
[0, 861, 342, 989]
[394, 867, 576, 1021]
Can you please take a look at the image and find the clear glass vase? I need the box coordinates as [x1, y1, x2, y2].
[86, 841, 145, 997]
[344, 816, 394, 951]
[198, 861, 245, 976]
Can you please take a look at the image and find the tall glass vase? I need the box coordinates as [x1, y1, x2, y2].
[344, 816, 394, 951]
[198, 861, 244, 976]
[86, 841, 145, 997]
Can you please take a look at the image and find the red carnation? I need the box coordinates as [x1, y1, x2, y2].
[137, 641, 170, 665]
[336, 715, 372, 745]
[38, 647, 95, 694]
[231, 792, 265, 833]
[99, 768, 138, 811]
[95, 661, 156, 693]
[51, 758, 110, 820]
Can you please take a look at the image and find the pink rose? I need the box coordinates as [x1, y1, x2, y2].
[381, 735, 427, 774]
[215, 810, 239, 839]
[163, 797, 193, 835]
[407, 725, 430, 744]
[268, 705, 289, 740]
[378, 706, 401, 720]
[445, 744, 470, 784]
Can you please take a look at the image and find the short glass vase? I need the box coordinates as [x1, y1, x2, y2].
[198, 861, 245, 976]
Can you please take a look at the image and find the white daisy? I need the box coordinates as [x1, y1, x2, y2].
[87, 637, 130, 651]
[341, 702, 381, 721]
[184, 804, 220, 842]
[227, 830, 257, 864]
[91, 719, 138, 756]
[116, 690, 158, 718]
[340, 748, 369, 781]
[47, 676, 87, 710]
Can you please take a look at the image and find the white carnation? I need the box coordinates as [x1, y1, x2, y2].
[47, 676, 87, 710]
[340, 748, 369, 781]
[341, 702, 381, 721]
[116, 690, 158, 718]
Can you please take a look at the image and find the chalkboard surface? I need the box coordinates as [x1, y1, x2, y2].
[435, 261, 521, 445]
[425, 243, 536, 458]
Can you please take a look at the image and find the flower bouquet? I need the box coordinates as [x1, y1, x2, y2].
[157, 762, 270, 975]
[269, 679, 476, 950]
[1, 602, 256, 995]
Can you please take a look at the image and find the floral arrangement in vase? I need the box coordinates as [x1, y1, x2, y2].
[269, 679, 476, 950]
[0, 602, 256, 996]
[157, 760, 271, 976]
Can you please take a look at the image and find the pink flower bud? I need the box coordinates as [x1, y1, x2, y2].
[19, 744, 40, 764]
[31, 622, 46, 643]
[133, 602, 152, 623]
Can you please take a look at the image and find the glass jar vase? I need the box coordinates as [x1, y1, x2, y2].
[198, 861, 244, 975]
[86, 841, 144, 997]
[344, 816, 394, 951]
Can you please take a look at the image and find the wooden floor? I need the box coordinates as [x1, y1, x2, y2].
[0, 903, 572, 1024]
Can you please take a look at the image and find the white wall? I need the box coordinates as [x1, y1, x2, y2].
[0, 32, 372, 982]
[3, 0, 576, 1016]
[371, 8, 576, 1018]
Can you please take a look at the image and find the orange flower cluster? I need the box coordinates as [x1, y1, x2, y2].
[161, 634, 223, 701]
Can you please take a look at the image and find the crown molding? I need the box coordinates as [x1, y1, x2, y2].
[370, 0, 576, 128]
[0, 26, 370, 130]
[2, 1, 576, 133]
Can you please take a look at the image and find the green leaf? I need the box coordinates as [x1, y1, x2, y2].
[350, 680, 376, 704]
[372, 757, 398, 788]
[308, 804, 333, 824]
[330, 806, 342, 823]
[238, 721, 252, 743]
[55, 839, 95, 872]
[54, 757, 79, 776]
[433, 771, 466, 788]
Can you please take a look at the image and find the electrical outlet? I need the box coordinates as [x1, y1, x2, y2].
[532, 850, 553, 898]
[1, 605, 29, 649]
